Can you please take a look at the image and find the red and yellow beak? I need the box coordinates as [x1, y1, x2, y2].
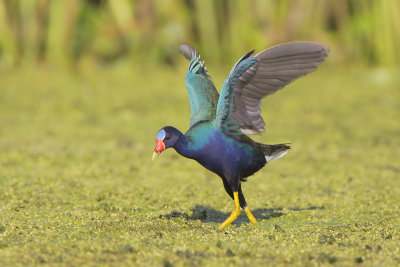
[152, 139, 165, 161]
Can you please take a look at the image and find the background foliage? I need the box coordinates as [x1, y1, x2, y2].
[0, 0, 400, 70]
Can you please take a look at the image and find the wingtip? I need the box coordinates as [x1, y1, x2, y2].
[179, 43, 198, 60]
[256, 41, 330, 60]
[315, 42, 330, 57]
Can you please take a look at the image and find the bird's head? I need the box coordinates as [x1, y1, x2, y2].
[152, 126, 180, 160]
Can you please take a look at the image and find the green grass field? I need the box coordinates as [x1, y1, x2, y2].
[0, 64, 399, 266]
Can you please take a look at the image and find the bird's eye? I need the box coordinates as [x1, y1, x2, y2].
[165, 136, 171, 141]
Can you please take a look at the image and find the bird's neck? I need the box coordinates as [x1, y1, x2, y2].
[173, 132, 194, 159]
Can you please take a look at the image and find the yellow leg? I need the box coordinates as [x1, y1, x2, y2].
[244, 207, 258, 224]
[218, 192, 241, 229]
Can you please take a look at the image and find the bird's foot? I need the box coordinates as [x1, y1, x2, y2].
[218, 192, 241, 229]
[244, 207, 258, 225]
[218, 208, 240, 229]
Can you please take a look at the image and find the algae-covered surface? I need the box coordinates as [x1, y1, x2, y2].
[0, 65, 399, 266]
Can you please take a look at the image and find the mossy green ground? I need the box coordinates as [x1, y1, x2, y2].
[0, 64, 399, 266]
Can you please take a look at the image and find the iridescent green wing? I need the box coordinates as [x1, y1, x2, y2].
[179, 44, 219, 127]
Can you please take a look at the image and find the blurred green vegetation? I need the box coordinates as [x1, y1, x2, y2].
[0, 0, 400, 70]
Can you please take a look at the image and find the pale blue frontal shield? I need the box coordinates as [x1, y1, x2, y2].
[156, 129, 166, 140]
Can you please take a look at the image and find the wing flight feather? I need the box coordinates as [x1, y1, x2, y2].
[179, 43, 220, 127]
[215, 41, 329, 135]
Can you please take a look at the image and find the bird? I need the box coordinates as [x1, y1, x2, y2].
[152, 42, 328, 229]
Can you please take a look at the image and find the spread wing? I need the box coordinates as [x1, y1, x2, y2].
[179, 43, 219, 127]
[215, 41, 329, 136]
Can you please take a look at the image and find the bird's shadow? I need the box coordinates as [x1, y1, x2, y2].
[161, 204, 325, 227]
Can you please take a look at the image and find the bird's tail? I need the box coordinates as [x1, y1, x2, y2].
[260, 143, 291, 163]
